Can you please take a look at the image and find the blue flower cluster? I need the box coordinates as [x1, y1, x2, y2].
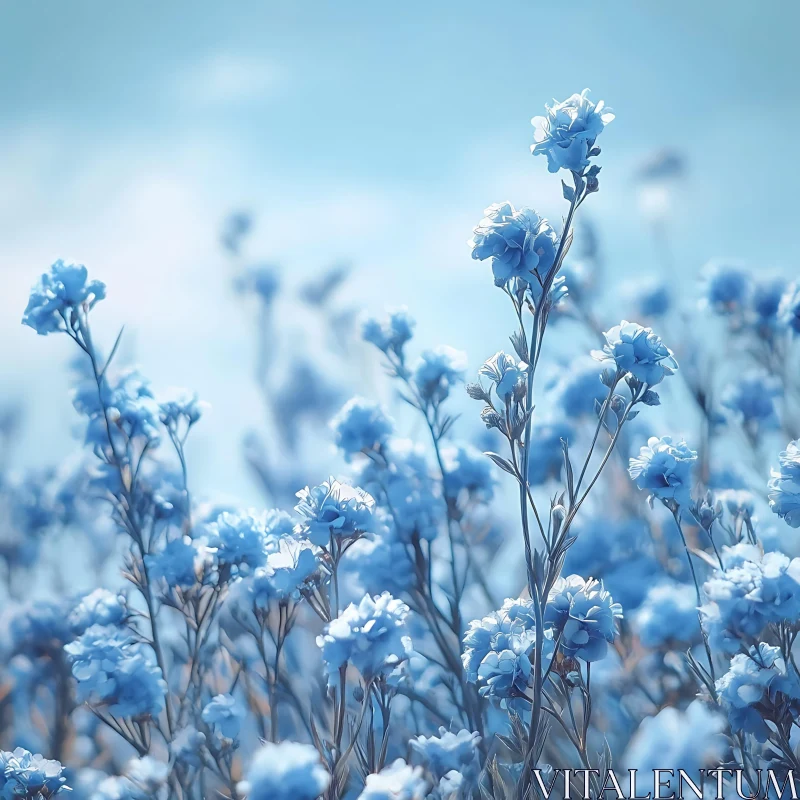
[0, 748, 70, 798]
[769, 439, 800, 527]
[237, 742, 330, 800]
[629, 436, 697, 507]
[295, 477, 375, 546]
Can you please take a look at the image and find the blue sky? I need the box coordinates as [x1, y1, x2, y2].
[2, 0, 798, 501]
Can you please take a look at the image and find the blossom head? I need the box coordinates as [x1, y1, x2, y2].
[629, 436, 697, 507]
[295, 478, 374, 546]
[202, 693, 246, 739]
[317, 592, 412, 682]
[68, 588, 127, 636]
[0, 748, 70, 798]
[750, 275, 787, 330]
[330, 397, 394, 460]
[595, 321, 677, 386]
[410, 728, 481, 781]
[550, 360, 609, 420]
[206, 510, 271, 578]
[22, 260, 106, 335]
[544, 575, 622, 662]
[442, 444, 495, 502]
[250, 535, 318, 606]
[700, 260, 750, 315]
[531, 89, 614, 174]
[721, 373, 781, 433]
[715, 643, 800, 742]
[769, 440, 800, 527]
[478, 351, 526, 401]
[146, 537, 207, 589]
[158, 388, 206, 430]
[469, 202, 558, 289]
[357, 760, 428, 800]
[634, 581, 701, 648]
[362, 307, 416, 356]
[779, 283, 800, 336]
[412, 346, 467, 404]
[462, 598, 554, 699]
[237, 741, 330, 800]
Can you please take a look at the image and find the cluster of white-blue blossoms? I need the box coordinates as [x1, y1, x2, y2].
[7, 85, 800, 800]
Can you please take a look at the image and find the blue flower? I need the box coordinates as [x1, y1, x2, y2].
[469, 202, 558, 289]
[202, 693, 246, 739]
[317, 592, 412, 682]
[235, 264, 280, 304]
[462, 598, 554, 699]
[544, 575, 622, 662]
[634, 581, 700, 648]
[629, 436, 697, 507]
[700, 261, 750, 314]
[769, 440, 800, 527]
[170, 727, 206, 768]
[146, 537, 204, 589]
[0, 748, 70, 798]
[158, 389, 206, 429]
[357, 760, 428, 800]
[527, 420, 574, 486]
[716, 643, 800, 742]
[64, 625, 166, 720]
[478, 352, 526, 401]
[630, 278, 672, 319]
[250, 535, 318, 606]
[412, 347, 467, 403]
[721, 373, 781, 433]
[442, 444, 495, 501]
[68, 589, 127, 636]
[206, 510, 271, 578]
[530, 89, 614, 174]
[295, 478, 375, 546]
[22, 260, 106, 336]
[10, 600, 74, 657]
[330, 397, 394, 460]
[594, 321, 677, 386]
[362, 307, 416, 355]
[779, 283, 800, 335]
[750, 275, 787, 329]
[237, 742, 330, 800]
[549, 360, 609, 420]
[410, 728, 481, 781]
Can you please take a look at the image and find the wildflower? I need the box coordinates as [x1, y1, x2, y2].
[237, 741, 330, 800]
[716, 643, 800, 742]
[342, 521, 415, 597]
[549, 360, 609, 420]
[478, 352, 526, 401]
[721, 373, 780, 433]
[531, 89, 614, 174]
[206, 510, 272, 578]
[317, 592, 412, 682]
[410, 728, 481, 781]
[634, 581, 700, 648]
[629, 436, 697, 507]
[768, 440, 800, 527]
[357, 760, 428, 800]
[700, 261, 750, 315]
[295, 478, 374, 546]
[545, 575, 622, 662]
[462, 598, 554, 699]
[10, 600, 74, 658]
[146, 537, 206, 589]
[750, 275, 787, 330]
[630, 278, 672, 319]
[64, 625, 166, 719]
[68, 589, 127, 636]
[594, 321, 677, 386]
[469, 202, 558, 288]
[442, 444, 495, 501]
[250, 535, 318, 606]
[158, 389, 206, 429]
[330, 397, 394, 460]
[22, 260, 106, 335]
[0, 747, 70, 797]
[202, 693, 246, 739]
[412, 346, 467, 403]
[779, 283, 800, 335]
[362, 307, 416, 355]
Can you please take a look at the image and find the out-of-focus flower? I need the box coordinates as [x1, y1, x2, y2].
[64, 625, 166, 720]
[295, 478, 374, 546]
[0, 747, 70, 797]
[700, 261, 750, 315]
[442, 444, 495, 502]
[469, 202, 558, 289]
[549, 360, 608, 420]
[357, 760, 428, 800]
[629, 436, 697, 507]
[68, 589, 127, 636]
[779, 283, 800, 335]
[124, 757, 169, 794]
[202, 694, 246, 739]
[146, 537, 207, 589]
[478, 352, 526, 401]
[235, 264, 280, 305]
[749, 275, 787, 331]
[594, 321, 677, 386]
[330, 397, 394, 460]
[545, 575, 622, 661]
[634, 581, 700, 648]
[769, 440, 800, 527]
[206, 510, 271, 578]
[628, 278, 672, 320]
[716, 643, 800, 742]
[22, 260, 106, 336]
[531, 89, 614, 174]
[341, 524, 415, 597]
[721, 373, 781, 433]
[527, 420, 574, 486]
[237, 741, 329, 800]
[410, 728, 481, 781]
[462, 598, 554, 699]
[317, 592, 412, 682]
[412, 347, 467, 403]
[158, 389, 206, 429]
[362, 307, 416, 356]
[170, 727, 205, 768]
